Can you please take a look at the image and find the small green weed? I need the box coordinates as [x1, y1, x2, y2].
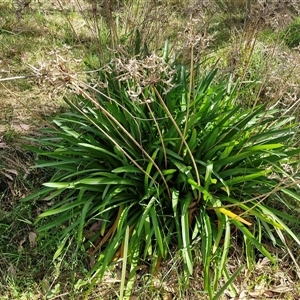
[2, 128, 20, 142]
[281, 18, 300, 48]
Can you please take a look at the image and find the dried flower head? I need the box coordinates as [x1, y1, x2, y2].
[247, 0, 300, 30]
[24, 45, 83, 98]
[112, 53, 176, 102]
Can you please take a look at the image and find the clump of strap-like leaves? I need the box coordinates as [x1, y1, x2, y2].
[25, 51, 300, 299]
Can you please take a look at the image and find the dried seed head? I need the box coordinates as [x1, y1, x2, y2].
[112, 53, 176, 101]
[23, 45, 83, 98]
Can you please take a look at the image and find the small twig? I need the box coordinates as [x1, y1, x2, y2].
[0, 75, 38, 82]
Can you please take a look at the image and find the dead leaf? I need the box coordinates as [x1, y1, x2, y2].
[28, 232, 37, 248]
[89, 253, 95, 269]
[103, 278, 121, 283]
[263, 290, 274, 297]
[239, 290, 248, 298]
[152, 278, 161, 289]
[3, 168, 18, 176]
[7, 265, 17, 279]
[256, 257, 270, 269]
[249, 291, 261, 297]
[19, 236, 27, 250]
[20, 124, 30, 131]
[270, 286, 292, 293]
[89, 220, 102, 232]
[2, 172, 14, 181]
[8, 181, 16, 197]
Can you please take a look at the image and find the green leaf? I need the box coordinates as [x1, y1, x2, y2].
[187, 178, 212, 201]
[137, 196, 156, 236]
[144, 148, 159, 191]
[78, 143, 120, 159]
[120, 226, 130, 300]
[37, 201, 85, 219]
[231, 220, 274, 262]
[77, 193, 94, 246]
[216, 170, 270, 187]
[204, 162, 216, 196]
[216, 217, 231, 283]
[150, 206, 165, 258]
[212, 265, 244, 300]
[53, 236, 69, 261]
[246, 144, 283, 151]
[76, 177, 136, 186]
[162, 169, 177, 175]
[43, 182, 73, 188]
[112, 166, 141, 173]
[281, 188, 300, 202]
[202, 211, 213, 298]
[187, 128, 198, 151]
[181, 193, 193, 275]
[171, 189, 182, 248]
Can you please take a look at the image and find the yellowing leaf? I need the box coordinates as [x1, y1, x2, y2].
[217, 207, 252, 226]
